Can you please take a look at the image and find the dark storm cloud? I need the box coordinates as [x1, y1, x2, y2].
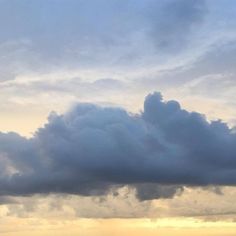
[0, 92, 236, 200]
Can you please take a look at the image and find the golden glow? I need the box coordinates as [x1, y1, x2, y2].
[1, 217, 236, 236]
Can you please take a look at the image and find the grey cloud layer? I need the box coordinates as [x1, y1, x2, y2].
[0, 0, 206, 48]
[0, 92, 236, 200]
[0, 0, 208, 81]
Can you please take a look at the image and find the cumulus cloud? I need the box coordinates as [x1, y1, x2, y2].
[0, 92, 236, 200]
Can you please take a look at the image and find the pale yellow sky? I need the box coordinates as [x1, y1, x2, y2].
[1, 218, 236, 236]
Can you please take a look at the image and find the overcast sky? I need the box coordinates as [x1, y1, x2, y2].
[0, 1, 236, 235]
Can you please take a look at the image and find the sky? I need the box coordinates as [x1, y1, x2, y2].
[0, 0, 236, 235]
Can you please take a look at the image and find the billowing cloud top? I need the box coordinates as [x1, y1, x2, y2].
[0, 92, 236, 200]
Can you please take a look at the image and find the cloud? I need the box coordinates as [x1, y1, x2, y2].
[147, 0, 207, 52]
[0, 196, 17, 205]
[0, 92, 236, 200]
[0, 0, 209, 82]
[2, 186, 236, 219]
[134, 183, 184, 201]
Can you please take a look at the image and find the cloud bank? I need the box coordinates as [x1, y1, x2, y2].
[0, 92, 236, 200]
